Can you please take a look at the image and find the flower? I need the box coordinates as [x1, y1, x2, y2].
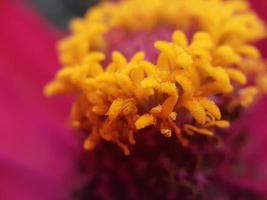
[1, 0, 267, 199]
[44, 0, 267, 199]
[46, 0, 267, 155]
[0, 1, 80, 199]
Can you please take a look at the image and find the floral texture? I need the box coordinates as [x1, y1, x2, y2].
[1, 0, 267, 199]
[46, 0, 267, 156]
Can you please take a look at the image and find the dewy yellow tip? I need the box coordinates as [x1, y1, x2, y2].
[45, 0, 267, 155]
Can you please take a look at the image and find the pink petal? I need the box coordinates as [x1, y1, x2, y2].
[0, 1, 80, 199]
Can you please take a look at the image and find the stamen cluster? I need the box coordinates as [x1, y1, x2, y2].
[45, 0, 267, 155]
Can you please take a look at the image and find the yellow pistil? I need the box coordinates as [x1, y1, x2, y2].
[45, 0, 267, 155]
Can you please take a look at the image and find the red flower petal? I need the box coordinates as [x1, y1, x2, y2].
[0, 1, 80, 199]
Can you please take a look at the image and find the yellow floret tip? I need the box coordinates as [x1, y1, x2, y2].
[135, 114, 156, 130]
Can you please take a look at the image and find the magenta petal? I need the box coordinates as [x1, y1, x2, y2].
[218, 96, 267, 196]
[249, 0, 267, 57]
[249, 0, 267, 22]
[0, 1, 79, 199]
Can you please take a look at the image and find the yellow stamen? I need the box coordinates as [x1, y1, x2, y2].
[45, 0, 267, 155]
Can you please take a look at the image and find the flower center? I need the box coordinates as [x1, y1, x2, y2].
[105, 26, 174, 63]
[45, 0, 267, 155]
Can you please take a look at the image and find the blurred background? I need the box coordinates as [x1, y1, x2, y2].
[27, 0, 99, 28]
